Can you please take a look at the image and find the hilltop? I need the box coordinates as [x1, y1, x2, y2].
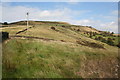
[1, 20, 120, 78]
[4, 20, 104, 33]
[9, 20, 70, 25]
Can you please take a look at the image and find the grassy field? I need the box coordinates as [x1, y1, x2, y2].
[1, 21, 119, 78]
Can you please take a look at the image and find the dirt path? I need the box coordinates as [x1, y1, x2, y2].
[9, 35, 77, 46]
[16, 26, 34, 34]
[10, 35, 56, 41]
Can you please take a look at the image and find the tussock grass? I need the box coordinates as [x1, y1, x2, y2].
[2, 38, 118, 78]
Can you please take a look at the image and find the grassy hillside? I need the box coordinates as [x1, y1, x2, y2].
[9, 21, 70, 25]
[1, 21, 120, 78]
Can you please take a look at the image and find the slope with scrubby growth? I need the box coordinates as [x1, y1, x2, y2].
[1, 21, 119, 78]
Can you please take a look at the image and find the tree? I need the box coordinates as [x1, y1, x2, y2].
[3, 22, 8, 25]
[111, 32, 114, 34]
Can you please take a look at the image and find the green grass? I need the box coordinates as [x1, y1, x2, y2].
[0, 43, 2, 79]
[1, 22, 119, 78]
[2, 38, 118, 78]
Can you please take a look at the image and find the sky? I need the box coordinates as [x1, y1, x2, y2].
[1, 2, 118, 33]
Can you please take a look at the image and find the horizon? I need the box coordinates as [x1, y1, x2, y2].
[2, 20, 120, 34]
[1, 2, 118, 33]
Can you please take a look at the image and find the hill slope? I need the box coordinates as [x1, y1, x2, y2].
[1, 21, 119, 78]
[6, 20, 103, 33]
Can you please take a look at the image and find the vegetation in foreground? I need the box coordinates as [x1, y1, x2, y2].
[2, 38, 118, 78]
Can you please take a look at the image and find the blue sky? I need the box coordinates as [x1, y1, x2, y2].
[8, 2, 117, 21]
[1, 2, 118, 33]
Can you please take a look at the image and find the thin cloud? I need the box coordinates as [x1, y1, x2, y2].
[2, 4, 87, 22]
[1, 4, 118, 33]
[111, 10, 118, 15]
[68, 19, 118, 33]
[67, 0, 79, 4]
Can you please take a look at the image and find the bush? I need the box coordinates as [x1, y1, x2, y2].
[97, 36, 102, 40]
[89, 35, 92, 38]
[92, 32, 97, 36]
[95, 37, 98, 40]
[51, 27, 56, 30]
[107, 38, 114, 46]
[61, 25, 65, 27]
[77, 29, 80, 31]
[101, 38, 107, 43]
[89, 32, 93, 38]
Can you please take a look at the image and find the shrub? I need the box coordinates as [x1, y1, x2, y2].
[93, 32, 97, 36]
[89, 32, 93, 38]
[89, 35, 92, 38]
[95, 37, 98, 40]
[107, 38, 114, 46]
[77, 29, 80, 31]
[97, 36, 102, 40]
[61, 40, 66, 42]
[61, 25, 65, 27]
[101, 38, 107, 43]
[51, 27, 56, 30]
